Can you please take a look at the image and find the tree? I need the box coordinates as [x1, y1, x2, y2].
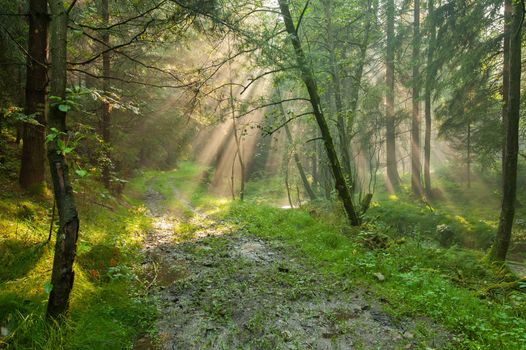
[501, 0, 512, 173]
[491, 0, 523, 262]
[423, 0, 436, 197]
[19, 0, 48, 192]
[100, 0, 112, 189]
[46, 0, 80, 319]
[278, 0, 360, 226]
[411, 0, 423, 197]
[322, 0, 352, 178]
[385, 0, 400, 192]
[276, 86, 317, 201]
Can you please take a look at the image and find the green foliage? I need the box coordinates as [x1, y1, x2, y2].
[220, 200, 526, 349]
[0, 171, 157, 349]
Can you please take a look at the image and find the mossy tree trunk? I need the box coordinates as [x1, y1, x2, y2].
[491, 0, 523, 262]
[46, 0, 80, 320]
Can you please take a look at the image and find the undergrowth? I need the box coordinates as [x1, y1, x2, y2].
[221, 202, 526, 349]
[0, 137, 158, 349]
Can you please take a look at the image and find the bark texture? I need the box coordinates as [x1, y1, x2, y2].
[20, 0, 49, 192]
[46, 0, 80, 319]
[491, 0, 523, 262]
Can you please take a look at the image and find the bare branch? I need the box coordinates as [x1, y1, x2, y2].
[73, 1, 168, 31]
[236, 98, 311, 119]
[69, 21, 153, 65]
[265, 112, 314, 135]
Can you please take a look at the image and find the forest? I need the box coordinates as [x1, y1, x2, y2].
[0, 0, 525, 349]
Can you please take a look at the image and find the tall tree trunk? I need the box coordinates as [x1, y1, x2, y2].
[491, 0, 523, 262]
[385, 0, 400, 192]
[323, 0, 352, 178]
[348, 0, 373, 132]
[19, 0, 48, 192]
[101, 0, 111, 189]
[501, 0, 512, 174]
[278, 0, 360, 225]
[278, 95, 317, 201]
[46, 0, 80, 319]
[424, 0, 436, 197]
[467, 122, 471, 189]
[411, 0, 423, 197]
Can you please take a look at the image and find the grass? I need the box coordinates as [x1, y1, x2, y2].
[2, 142, 525, 349]
[220, 201, 526, 349]
[0, 136, 158, 349]
[129, 161, 526, 349]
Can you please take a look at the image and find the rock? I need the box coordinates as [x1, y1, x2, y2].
[403, 331, 414, 339]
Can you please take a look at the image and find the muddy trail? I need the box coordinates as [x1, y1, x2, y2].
[137, 178, 450, 350]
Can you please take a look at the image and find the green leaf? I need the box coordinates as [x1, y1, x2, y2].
[45, 134, 57, 143]
[58, 104, 71, 112]
[75, 169, 88, 177]
[44, 282, 53, 294]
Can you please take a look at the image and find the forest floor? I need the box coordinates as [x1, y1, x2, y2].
[134, 175, 452, 350]
[1, 142, 525, 349]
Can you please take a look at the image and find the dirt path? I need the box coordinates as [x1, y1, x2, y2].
[138, 178, 450, 350]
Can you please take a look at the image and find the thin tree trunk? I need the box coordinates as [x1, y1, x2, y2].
[277, 89, 317, 201]
[284, 119, 317, 201]
[411, 0, 423, 197]
[491, 0, 523, 262]
[46, 0, 80, 319]
[101, 0, 111, 189]
[20, 0, 48, 192]
[467, 122, 471, 189]
[229, 75, 245, 201]
[501, 0, 512, 175]
[385, 0, 400, 192]
[323, 0, 352, 178]
[311, 141, 319, 194]
[278, 0, 360, 226]
[424, 0, 435, 197]
[348, 0, 373, 133]
[284, 157, 294, 209]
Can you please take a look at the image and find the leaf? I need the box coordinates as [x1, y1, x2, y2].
[75, 169, 88, 177]
[45, 134, 57, 143]
[44, 282, 53, 294]
[58, 104, 71, 112]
